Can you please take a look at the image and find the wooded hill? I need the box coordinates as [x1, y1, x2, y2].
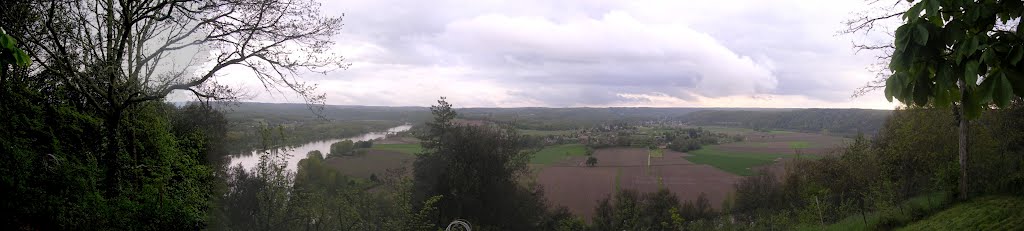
[679, 109, 893, 135]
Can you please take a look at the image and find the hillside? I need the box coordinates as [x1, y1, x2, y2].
[898, 196, 1024, 231]
[680, 109, 892, 135]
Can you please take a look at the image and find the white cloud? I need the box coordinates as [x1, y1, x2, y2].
[172, 0, 900, 109]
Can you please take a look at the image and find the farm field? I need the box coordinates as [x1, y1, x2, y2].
[537, 147, 740, 219]
[326, 126, 854, 220]
[370, 143, 422, 155]
[704, 131, 850, 176]
[530, 144, 588, 165]
[324, 150, 415, 178]
[685, 146, 796, 176]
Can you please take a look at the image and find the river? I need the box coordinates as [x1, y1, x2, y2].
[227, 124, 413, 172]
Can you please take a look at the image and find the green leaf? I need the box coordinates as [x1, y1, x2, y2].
[1018, 21, 1024, 37]
[943, 21, 963, 47]
[885, 75, 897, 102]
[965, 60, 980, 87]
[914, 23, 929, 46]
[982, 47, 999, 66]
[1006, 69, 1024, 97]
[1009, 45, 1024, 65]
[925, 0, 941, 18]
[13, 49, 30, 66]
[0, 34, 13, 50]
[913, 79, 931, 106]
[993, 73, 1013, 108]
[978, 75, 996, 104]
[905, 3, 923, 22]
[895, 24, 912, 53]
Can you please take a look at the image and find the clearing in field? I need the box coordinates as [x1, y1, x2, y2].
[531, 144, 588, 166]
[537, 147, 740, 220]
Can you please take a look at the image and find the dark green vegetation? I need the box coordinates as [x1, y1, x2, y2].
[707, 105, 1024, 230]
[682, 109, 892, 136]
[898, 196, 1024, 231]
[883, 0, 1024, 114]
[879, 0, 1024, 202]
[409, 99, 580, 230]
[329, 140, 355, 156]
[591, 189, 715, 231]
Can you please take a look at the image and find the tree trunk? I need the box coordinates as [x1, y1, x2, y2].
[958, 81, 969, 201]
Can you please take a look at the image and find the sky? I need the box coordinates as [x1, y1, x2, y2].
[182, 0, 905, 109]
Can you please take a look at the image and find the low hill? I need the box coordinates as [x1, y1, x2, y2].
[680, 108, 892, 135]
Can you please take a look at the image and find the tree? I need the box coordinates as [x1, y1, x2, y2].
[883, 0, 1024, 200]
[330, 140, 354, 156]
[19, 0, 346, 194]
[411, 97, 546, 229]
[586, 156, 598, 167]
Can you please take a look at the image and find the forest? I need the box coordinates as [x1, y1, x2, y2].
[680, 109, 893, 136]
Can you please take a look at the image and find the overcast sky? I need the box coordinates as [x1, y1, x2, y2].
[197, 0, 903, 109]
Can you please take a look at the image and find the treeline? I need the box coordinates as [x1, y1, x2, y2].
[680, 108, 892, 135]
[663, 128, 744, 152]
[1, 90, 223, 228]
[458, 107, 711, 130]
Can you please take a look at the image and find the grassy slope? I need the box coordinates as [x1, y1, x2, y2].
[794, 192, 949, 231]
[897, 196, 1024, 231]
[370, 144, 422, 155]
[531, 144, 587, 165]
[685, 146, 815, 176]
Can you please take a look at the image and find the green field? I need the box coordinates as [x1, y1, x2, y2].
[649, 148, 664, 158]
[531, 144, 587, 165]
[685, 145, 816, 176]
[370, 144, 422, 155]
[519, 129, 576, 136]
[897, 196, 1024, 231]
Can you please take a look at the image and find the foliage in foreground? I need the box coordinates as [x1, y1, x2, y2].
[897, 196, 1024, 231]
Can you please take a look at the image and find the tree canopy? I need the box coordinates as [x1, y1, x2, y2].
[886, 0, 1024, 117]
